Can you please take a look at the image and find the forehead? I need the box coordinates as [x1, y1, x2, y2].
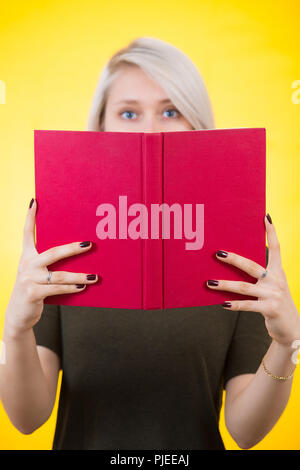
[107, 65, 170, 104]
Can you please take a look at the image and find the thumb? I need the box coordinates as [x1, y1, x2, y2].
[22, 198, 38, 253]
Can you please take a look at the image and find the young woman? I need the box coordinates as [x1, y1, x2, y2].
[1, 37, 299, 450]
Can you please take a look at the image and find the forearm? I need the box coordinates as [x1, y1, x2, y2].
[226, 339, 297, 449]
[0, 318, 53, 434]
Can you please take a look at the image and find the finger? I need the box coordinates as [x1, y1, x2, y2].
[34, 241, 93, 268]
[36, 283, 87, 300]
[216, 250, 266, 279]
[23, 198, 38, 253]
[264, 214, 282, 270]
[221, 299, 266, 313]
[207, 279, 267, 298]
[35, 270, 99, 285]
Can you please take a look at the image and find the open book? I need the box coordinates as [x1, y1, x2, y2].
[34, 128, 266, 309]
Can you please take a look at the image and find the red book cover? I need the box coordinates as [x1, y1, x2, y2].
[34, 128, 266, 309]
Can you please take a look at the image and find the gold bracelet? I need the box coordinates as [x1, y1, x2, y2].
[261, 354, 296, 381]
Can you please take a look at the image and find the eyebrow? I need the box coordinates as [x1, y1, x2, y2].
[114, 98, 173, 105]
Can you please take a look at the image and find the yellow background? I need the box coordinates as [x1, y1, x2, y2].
[0, 0, 299, 450]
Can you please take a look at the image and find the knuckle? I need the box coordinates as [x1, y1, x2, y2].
[54, 284, 70, 295]
[22, 220, 29, 235]
[18, 272, 33, 286]
[228, 252, 238, 265]
[17, 263, 25, 276]
[24, 282, 37, 302]
[272, 241, 281, 251]
[47, 246, 59, 258]
[47, 244, 65, 259]
[269, 298, 280, 313]
[240, 300, 252, 310]
[272, 289, 281, 302]
[39, 246, 55, 263]
[54, 271, 64, 283]
[239, 281, 250, 293]
[277, 277, 287, 291]
[18, 256, 31, 274]
[229, 302, 239, 310]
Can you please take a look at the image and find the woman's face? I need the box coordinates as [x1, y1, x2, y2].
[102, 65, 194, 133]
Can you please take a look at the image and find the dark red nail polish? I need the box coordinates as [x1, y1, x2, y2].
[207, 279, 219, 286]
[29, 198, 34, 209]
[222, 301, 232, 308]
[216, 250, 228, 258]
[76, 284, 86, 289]
[79, 241, 91, 248]
[266, 213, 272, 224]
[86, 274, 97, 281]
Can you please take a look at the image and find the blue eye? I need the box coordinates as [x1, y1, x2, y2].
[121, 110, 136, 120]
[120, 108, 180, 120]
[163, 108, 180, 118]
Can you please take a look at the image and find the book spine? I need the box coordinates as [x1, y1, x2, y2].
[141, 133, 164, 309]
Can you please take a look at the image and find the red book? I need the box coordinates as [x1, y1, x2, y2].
[34, 128, 266, 309]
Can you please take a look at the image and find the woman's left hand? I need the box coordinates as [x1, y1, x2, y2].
[207, 214, 300, 347]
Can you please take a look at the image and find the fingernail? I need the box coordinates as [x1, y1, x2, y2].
[86, 274, 97, 281]
[207, 279, 219, 286]
[266, 213, 272, 224]
[76, 284, 86, 289]
[79, 241, 91, 248]
[216, 250, 228, 258]
[222, 301, 232, 308]
[29, 198, 34, 209]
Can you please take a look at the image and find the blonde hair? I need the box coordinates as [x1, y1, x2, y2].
[86, 37, 215, 131]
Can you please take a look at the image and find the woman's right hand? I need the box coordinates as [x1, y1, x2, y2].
[5, 198, 99, 335]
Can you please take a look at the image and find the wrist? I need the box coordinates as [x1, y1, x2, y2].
[3, 315, 33, 341]
[272, 316, 300, 350]
[272, 339, 296, 357]
[4, 290, 42, 340]
[269, 339, 299, 371]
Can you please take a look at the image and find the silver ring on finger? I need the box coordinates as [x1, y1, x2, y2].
[260, 269, 267, 279]
[47, 269, 52, 284]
